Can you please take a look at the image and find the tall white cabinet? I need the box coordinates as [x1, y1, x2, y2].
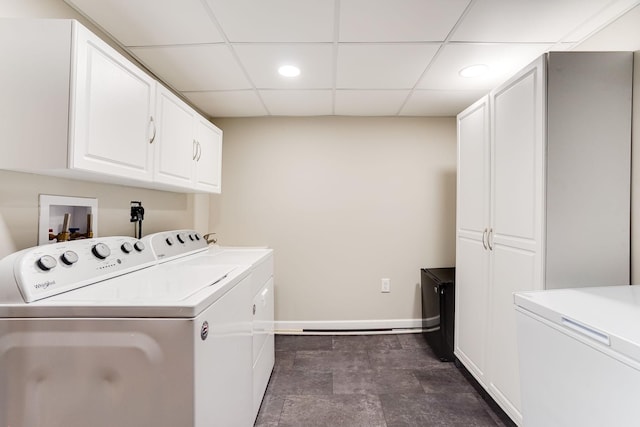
[455, 52, 633, 425]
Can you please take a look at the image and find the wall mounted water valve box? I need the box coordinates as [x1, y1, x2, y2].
[38, 194, 98, 245]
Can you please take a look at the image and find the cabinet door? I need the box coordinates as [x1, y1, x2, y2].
[154, 87, 197, 187]
[70, 23, 155, 181]
[486, 56, 545, 424]
[194, 117, 222, 193]
[455, 97, 490, 385]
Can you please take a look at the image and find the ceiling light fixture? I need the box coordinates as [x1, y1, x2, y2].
[459, 64, 489, 78]
[278, 65, 301, 77]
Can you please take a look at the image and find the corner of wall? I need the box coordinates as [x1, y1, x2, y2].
[631, 51, 639, 284]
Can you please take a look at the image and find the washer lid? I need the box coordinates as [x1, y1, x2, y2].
[515, 285, 640, 364]
[0, 262, 242, 318]
[48, 263, 238, 303]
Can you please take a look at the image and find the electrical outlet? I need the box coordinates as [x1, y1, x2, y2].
[381, 278, 391, 293]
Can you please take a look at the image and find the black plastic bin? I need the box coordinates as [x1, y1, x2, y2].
[420, 267, 455, 362]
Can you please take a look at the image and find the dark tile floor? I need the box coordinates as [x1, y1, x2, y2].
[254, 333, 510, 427]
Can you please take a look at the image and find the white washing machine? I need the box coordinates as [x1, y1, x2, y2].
[0, 230, 274, 427]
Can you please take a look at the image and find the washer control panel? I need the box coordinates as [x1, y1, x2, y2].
[142, 229, 207, 262]
[11, 236, 156, 303]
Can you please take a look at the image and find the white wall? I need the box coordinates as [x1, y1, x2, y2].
[209, 117, 456, 328]
[574, 4, 640, 284]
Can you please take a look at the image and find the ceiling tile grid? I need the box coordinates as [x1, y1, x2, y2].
[63, 0, 640, 117]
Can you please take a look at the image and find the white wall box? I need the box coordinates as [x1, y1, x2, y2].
[455, 52, 633, 426]
[0, 19, 222, 194]
[38, 195, 98, 245]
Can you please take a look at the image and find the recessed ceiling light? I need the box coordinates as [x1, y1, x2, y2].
[278, 65, 301, 77]
[459, 64, 489, 78]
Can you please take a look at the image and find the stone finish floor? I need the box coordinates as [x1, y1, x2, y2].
[254, 333, 511, 427]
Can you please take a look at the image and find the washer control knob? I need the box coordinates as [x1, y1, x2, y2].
[37, 255, 57, 271]
[60, 250, 79, 265]
[121, 242, 133, 254]
[134, 241, 145, 252]
[194, 234, 201, 241]
[166, 237, 174, 246]
[177, 233, 186, 244]
[92, 243, 111, 260]
[189, 234, 195, 241]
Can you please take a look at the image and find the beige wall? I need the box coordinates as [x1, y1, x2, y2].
[0, 170, 200, 256]
[209, 117, 456, 327]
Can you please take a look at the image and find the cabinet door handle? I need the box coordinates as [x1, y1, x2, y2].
[193, 140, 198, 160]
[149, 116, 156, 144]
[196, 141, 202, 161]
[482, 228, 488, 250]
[488, 228, 494, 251]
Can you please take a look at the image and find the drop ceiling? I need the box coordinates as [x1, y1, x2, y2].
[64, 0, 640, 118]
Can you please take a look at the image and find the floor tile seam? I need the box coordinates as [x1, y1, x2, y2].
[271, 394, 286, 426]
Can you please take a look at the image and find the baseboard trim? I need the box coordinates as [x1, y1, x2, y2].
[275, 318, 423, 334]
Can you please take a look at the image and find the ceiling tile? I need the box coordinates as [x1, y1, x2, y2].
[401, 89, 487, 116]
[130, 45, 251, 92]
[260, 90, 333, 116]
[233, 44, 334, 89]
[64, 0, 223, 46]
[562, 0, 640, 43]
[337, 44, 440, 89]
[334, 90, 410, 116]
[451, 0, 614, 43]
[205, 0, 334, 42]
[339, 0, 470, 42]
[417, 43, 551, 91]
[574, 3, 640, 51]
[184, 90, 267, 117]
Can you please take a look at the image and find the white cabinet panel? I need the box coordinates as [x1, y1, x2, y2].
[492, 66, 541, 243]
[488, 245, 537, 421]
[457, 97, 490, 236]
[194, 118, 223, 193]
[154, 86, 223, 193]
[454, 237, 489, 382]
[71, 25, 155, 181]
[454, 95, 490, 386]
[154, 87, 197, 186]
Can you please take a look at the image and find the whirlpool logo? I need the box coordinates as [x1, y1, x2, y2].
[34, 280, 56, 290]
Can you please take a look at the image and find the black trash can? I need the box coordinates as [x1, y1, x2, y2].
[420, 267, 455, 362]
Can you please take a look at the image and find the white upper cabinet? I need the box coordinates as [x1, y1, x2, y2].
[194, 116, 222, 193]
[154, 86, 222, 193]
[71, 23, 155, 181]
[154, 86, 198, 187]
[0, 19, 222, 194]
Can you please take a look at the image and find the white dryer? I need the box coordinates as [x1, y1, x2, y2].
[0, 230, 274, 427]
